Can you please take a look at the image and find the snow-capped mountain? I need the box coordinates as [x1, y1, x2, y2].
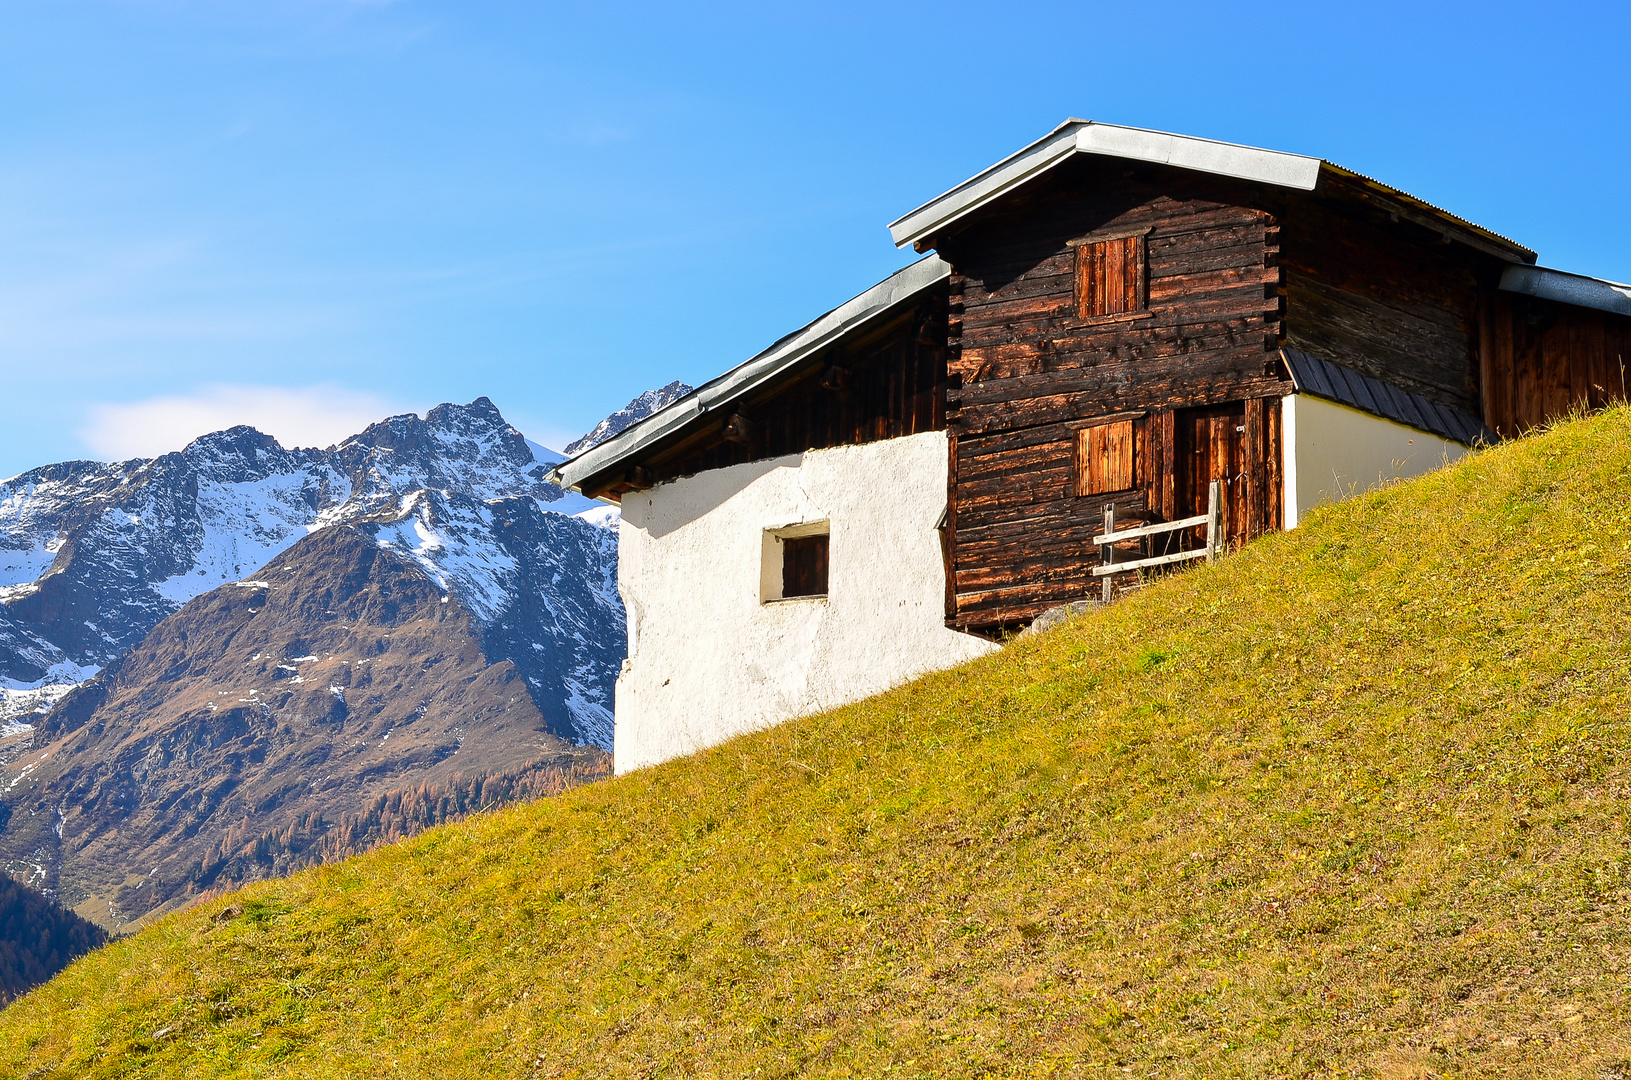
[0, 525, 609, 931]
[562, 381, 693, 457]
[0, 398, 621, 746]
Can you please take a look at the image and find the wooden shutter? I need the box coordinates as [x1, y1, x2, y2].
[1074, 233, 1146, 319]
[782, 534, 829, 598]
[1074, 420, 1135, 496]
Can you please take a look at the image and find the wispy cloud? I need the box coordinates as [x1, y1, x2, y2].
[79, 383, 408, 460]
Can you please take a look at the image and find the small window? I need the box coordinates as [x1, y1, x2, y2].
[1072, 232, 1146, 319]
[1074, 420, 1134, 496]
[782, 535, 828, 599]
[761, 521, 830, 603]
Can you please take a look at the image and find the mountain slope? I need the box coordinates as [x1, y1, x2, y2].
[0, 875, 106, 1005]
[363, 488, 620, 747]
[0, 526, 607, 930]
[6, 406, 1631, 1077]
[0, 398, 622, 746]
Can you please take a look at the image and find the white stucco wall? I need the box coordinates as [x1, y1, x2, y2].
[1282, 393, 1471, 527]
[614, 430, 996, 773]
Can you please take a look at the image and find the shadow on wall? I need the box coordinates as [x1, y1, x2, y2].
[629, 457, 801, 540]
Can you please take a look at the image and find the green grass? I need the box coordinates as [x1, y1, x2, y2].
[7, 407, 1631, 1078]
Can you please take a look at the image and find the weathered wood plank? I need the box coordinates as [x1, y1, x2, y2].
[943, 160, 1282, 628]
[952, 345, 1281, 411]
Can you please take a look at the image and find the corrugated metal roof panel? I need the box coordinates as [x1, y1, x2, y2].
[1282, 347, 1495, 447]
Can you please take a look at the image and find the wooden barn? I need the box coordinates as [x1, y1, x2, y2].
[551, 121, 1631, 771]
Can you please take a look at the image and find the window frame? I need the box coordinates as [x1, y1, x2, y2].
[760, 520, 831, 604]
[1069, 226, 1151, 322]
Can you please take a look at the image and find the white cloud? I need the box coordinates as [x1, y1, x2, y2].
[79, 383, 408, 461]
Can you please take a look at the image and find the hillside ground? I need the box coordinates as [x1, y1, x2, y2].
[4, 407, 1631, 1078]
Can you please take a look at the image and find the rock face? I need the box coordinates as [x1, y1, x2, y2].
[562, 381, 693, 457]
[0, 527, 608, 930]
[0, 398, 622, 747]
[364, 488, 620, 748]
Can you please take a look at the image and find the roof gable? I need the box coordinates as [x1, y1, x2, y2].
[888, 120, 1535, 265]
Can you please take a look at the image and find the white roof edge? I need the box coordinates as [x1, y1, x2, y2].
[551, 254, 951, 492]
[888, 120, 1322, 250]
[887, 119, 1087, 249]
[1076, 123, 1321, 191]
[1499, 264, 1631, 318]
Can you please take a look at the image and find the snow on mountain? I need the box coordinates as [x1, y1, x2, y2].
[523, 439, 604, 517]
[561, 381, 693, 458]
[0, 397, 623, 746]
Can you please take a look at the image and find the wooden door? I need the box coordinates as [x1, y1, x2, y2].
[1177, 403, 1248, 550]
[1173, 399, 1282, 550]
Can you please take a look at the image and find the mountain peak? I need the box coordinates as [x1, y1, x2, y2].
[425, 396, 506, 429]
[563, 382, 693, 458]
[179, 426, 293, 479]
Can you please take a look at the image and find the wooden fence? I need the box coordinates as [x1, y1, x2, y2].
[1091, 479, 1222, 602]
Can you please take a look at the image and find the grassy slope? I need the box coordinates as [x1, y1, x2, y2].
[5, 409, 1631, 1079]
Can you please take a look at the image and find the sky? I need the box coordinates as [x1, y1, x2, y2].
[1, 1, 1628, 477]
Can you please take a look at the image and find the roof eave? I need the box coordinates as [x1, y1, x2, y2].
[1499, 264, 1631, 318]
[1317, 163, 1536, 265]
[552, 255, 952, 494]
[887, 119, 1089, 250]
[888, 121, 1535, 267]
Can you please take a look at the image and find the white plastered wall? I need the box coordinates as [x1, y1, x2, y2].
[614, 430, 996, 773]
[1282, 393, 1471, 527]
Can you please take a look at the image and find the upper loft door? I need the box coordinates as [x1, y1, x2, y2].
[1175, 398, 1282, 549]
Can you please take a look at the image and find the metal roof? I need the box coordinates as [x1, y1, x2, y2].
[1281, 347, 1494, 447]
[548, 255, 951, 494]
[1499, 263, 1631, 318]
[887, 120, 1535, 264]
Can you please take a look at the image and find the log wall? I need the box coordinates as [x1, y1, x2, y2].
[1280, 174, 1489, 415]
[938, 160, 1289, 632]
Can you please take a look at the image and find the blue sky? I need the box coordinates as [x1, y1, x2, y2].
[1, 1, 1628, 477]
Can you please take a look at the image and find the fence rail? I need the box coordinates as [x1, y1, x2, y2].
[1090, 479, 1222, 601]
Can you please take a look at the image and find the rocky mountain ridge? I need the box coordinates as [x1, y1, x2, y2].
[0, 389, 699, 965]
[0, 397, 621, 747]
[0, 527, 607, 931]
[562, 381, 692, 457]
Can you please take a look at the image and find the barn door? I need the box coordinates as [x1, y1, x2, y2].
[1176, 403, 1249, 550]
[1173, 399, 1282, 550]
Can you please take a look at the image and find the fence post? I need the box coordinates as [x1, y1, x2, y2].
[1205, 480, 1221, 563]
[1101, 503, 1115, 602]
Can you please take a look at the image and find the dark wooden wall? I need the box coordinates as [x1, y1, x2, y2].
[938, 159, 1289, 633]
[1482, 291, 1631, 436]
[1279, 174, 1494, 416]
[582, 289, 947, 499]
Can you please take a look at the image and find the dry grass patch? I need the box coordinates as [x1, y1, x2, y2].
[5, 407, 1631, 1077]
